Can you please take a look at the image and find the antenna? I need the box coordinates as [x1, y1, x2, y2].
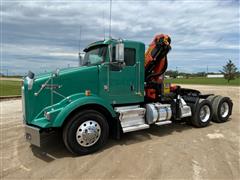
[78, 25, 82, 52]
[78, 26, 82, 66]
[109, 0, 112, 38]
[103, 11, 105, 40]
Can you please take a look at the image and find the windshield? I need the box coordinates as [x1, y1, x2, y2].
[83, 46, 107, 66]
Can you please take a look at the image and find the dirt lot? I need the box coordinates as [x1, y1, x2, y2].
[0, 85, 239, 179]
[0, 77, 22, 81]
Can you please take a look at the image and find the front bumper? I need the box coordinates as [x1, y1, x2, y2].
[25, 125, 41, 147]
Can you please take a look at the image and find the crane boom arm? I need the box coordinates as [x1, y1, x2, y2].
[144, 34, 171, 100]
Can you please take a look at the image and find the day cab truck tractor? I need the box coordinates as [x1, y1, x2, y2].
[22, 34, 233, 155]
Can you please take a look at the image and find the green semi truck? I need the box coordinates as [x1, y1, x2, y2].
[22, 37, 233, 155]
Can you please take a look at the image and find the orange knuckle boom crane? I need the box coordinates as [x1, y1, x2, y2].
[144, 34, 172, 100]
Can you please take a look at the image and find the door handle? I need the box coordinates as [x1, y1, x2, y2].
[130, 84, 134, 91]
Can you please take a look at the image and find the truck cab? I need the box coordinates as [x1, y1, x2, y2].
[81, 39, 145, 104]
[22, 37, 233, 155]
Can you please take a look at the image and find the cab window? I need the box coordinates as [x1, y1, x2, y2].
[83, 46, 107, 66]
[124, 48, 136, 66]
[112, 47, 136, 66]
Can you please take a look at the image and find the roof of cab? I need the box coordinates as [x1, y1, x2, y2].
[84, 38, 144, 51]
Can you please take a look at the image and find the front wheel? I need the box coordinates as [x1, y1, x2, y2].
[63, 110, 109, 155]
[191, 99, 213, 128]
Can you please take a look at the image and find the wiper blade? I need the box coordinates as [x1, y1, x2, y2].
[83, 61, 90, 66]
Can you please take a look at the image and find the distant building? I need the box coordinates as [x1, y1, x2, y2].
[207, 74, 224, 78]
[177, 75, 184, 79]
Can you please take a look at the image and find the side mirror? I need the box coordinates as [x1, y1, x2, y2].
[79, 52, 85, 66]
[115, 41, 124, 63]
[27, 70, 35, 79]
[52, 68, 60, 77]
[26, 71, 34, 90]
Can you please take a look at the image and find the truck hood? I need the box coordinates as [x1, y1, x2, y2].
[35, 66, 90, 80]
[23, 65, 99, 124]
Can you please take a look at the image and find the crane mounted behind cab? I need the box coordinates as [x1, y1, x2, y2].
[22, 34, 233, 155]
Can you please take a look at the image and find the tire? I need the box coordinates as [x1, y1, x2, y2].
[207, 95, 219, 103]
[63, 110, 109, 155]
[212, 96, 233, 123]
[185, 102, 194, 125]
[191, 99, 213, 128]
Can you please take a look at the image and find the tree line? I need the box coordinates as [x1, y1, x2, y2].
[165, 60, 239, 83]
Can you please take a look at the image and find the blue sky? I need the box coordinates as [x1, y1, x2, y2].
[1, 0, 239, 75]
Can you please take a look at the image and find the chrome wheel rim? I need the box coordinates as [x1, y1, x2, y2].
[220, 102, 229, 118]
[199, 105, 211, 122]
[76, 120, 101, 147]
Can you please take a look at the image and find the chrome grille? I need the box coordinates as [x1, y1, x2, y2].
[21, 86, 26, 123]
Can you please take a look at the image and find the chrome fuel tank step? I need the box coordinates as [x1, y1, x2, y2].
[115, 105, 149, 133]
[155, 120, 172, 126]
[123, 124, 150, 133]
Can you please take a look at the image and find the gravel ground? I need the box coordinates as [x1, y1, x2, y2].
[0, 77, 22, 81]
[0, 85, 239, 179]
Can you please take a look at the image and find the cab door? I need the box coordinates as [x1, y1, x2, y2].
[98, 45, 143, 104]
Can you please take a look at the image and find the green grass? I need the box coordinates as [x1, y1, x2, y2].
[0, 80, 21, 96]
[0, 77, 239, 97]
[165, 77, 240, 86]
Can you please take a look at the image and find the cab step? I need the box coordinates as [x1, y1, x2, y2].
[155, 120, 172, 126]
[123, 124, 150, 133]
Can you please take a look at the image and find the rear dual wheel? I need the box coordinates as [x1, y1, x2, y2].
[207, 95, 233, 123]
[190, 99, 213, 128]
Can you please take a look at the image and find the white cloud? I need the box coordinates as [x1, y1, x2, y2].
[1, 0, 239, 74]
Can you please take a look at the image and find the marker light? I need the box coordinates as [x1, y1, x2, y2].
[44, 111, 51, 120]
[85, 90, 91, 96]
